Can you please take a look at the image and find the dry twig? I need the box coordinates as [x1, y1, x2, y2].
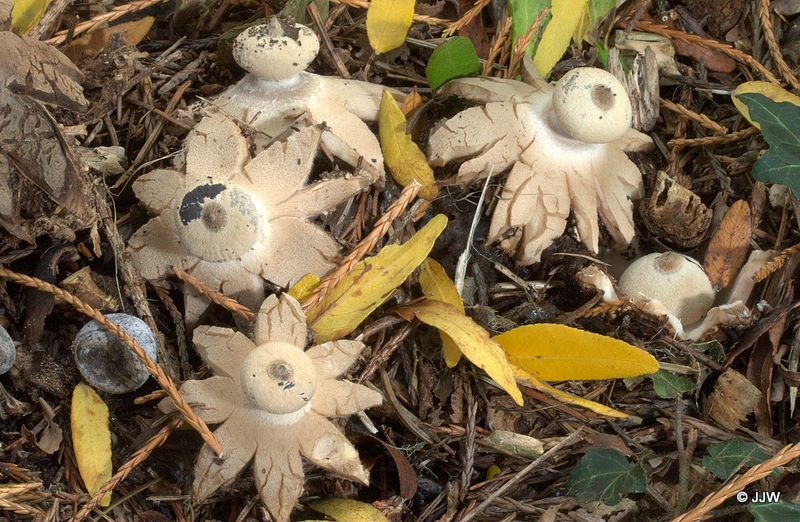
[301, 181, 422, 312]
[660, 98, 727, 134]
[758, 0, 800, 92]
[72, 417, 183, 521]
[667, 127, 759, 148]
[0, 267, 221, 456]
[753, 243, 800, 282]
[444, 0, 492, 37]
[173, 267, 256, 321]
[634, 20, 781, 84]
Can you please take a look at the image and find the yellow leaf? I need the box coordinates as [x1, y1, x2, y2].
[309, 498, 389, 522]
[494, 324, 658, 381]
[366, 0, 414, 54]
[379, 90, 438, 200]
[419, 258, 463, 367]
[486, 465, 501, 480]
[11, 0, 52, 34]
[396, 299, 523, 405]
[513, 365, 629, 418]
[287, 273, 320, 301]
[533, 0, 589, 77]
[732, 81, 800, 130]
[71, 383, 112, 507]
[308, 215, 448, 342]
[63, 17, 154, 62]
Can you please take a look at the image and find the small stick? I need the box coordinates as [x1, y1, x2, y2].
[301, 181, 422, 312]
[758, 0, 800, 92]
[444, 0, 492, 37]
[667, 127, 758, 148]
[459, 429, 584, 522]
[753, 243, 800, 282]
[172, 267, 255, 321]
[0, 267, 221, 456]
[660, 98, 727, 134]
[454, 172, 492, 296]
[633, 20, 780, 84]
[47, 0, 167, 44]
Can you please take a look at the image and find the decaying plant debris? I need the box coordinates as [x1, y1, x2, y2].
[1, 1, 800, 521]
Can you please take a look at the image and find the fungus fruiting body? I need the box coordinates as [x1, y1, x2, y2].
[618, 252, 715, 326]
[73, 314, 157, 393]
[427, 68, 653, 264]
[208, 16, 401, 180]
[127, 115, 369, 327]
[160, 294, 381, 522]
[605, 251, 751, 340]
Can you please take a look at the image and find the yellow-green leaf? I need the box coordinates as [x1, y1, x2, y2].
[419, 258, 463, 367]
[309, 498, 389, 522]
[366, 0, 414, 54]
[513, 365, 629, 418]
[71, 383, 112, 507]
[11, 0, 52, 34]
[732, 81, 800, 130]
[288, 272, 320, 302]
[396, 299, 523, 405]
[533, 0, 588, 77]
[494, 324, 658, 381]
[379, 90, 438, 200]
[307, 215, 448, 342]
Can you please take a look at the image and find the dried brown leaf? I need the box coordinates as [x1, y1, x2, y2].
[63, 17, 154, 63]
[0, 32, 88, 111]
[703, 200, 751, 290]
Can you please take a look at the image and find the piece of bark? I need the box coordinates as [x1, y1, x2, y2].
[703, 368, 762, 430]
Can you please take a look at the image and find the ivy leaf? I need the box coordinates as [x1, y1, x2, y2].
[279, 0, 329, 24]
[426, 37, 482, 90]
[751, 502, 800, 521]
[567, 448, 647, 505]
[649, 370, 695, 399]
[731, 87, 800, 196]
[702, 439, 771, 480]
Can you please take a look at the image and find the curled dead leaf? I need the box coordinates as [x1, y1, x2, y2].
[703, 200, 752, 290]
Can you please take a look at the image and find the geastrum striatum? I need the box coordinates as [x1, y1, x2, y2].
[207, 16, 403, 180]
[161, 293, 382, 521]
[427, 67, 653, 264]
[127, 114, 370, 327]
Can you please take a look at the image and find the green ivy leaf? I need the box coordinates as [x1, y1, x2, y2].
[507, 0, 551, 56]
[649, 370, 695, 399]
[734, 92, 800, 197]
[280, 0, 329, 24]
[426, 37, 482, 90]
[751, 502, 800, 521]
[702, 439, 771, 480]
[567, 448, 647, 505]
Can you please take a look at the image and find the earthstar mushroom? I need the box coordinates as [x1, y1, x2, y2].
[427, 67, 652, 264]
[209, 16, 401, 181]
[618, 252, 715, 326]
[127, 114, 369, 327]
[160, 294, 382, 522]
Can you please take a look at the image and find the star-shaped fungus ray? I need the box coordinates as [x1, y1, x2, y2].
[127, 114, 371, 327]
[159, 294, 382, 522]
[427, 68, 653, 265]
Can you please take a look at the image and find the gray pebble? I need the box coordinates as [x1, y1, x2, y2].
[0, 326, 15, 374]
[73, 314, 157, 394]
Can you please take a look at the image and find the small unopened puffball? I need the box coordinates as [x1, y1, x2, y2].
[73, 314, 157, 394]
[0, 325, 15, 374]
